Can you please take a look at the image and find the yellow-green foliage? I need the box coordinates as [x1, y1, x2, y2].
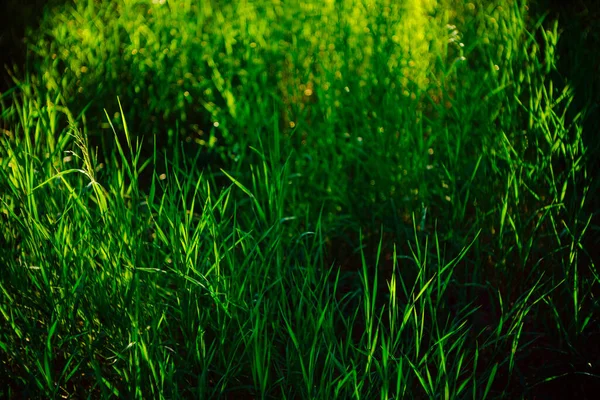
[26, 0, 487, 138]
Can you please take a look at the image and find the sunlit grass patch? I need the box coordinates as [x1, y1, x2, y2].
[1, 0, 598, 398]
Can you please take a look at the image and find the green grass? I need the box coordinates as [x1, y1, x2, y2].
[1, 0, 598, 398]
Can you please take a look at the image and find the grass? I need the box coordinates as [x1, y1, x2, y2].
[1, 0, 598, 398]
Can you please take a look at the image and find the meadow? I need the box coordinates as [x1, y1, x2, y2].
[1, 0, 599, 398]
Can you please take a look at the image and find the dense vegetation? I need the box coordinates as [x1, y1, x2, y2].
[1, 0, 598, 398]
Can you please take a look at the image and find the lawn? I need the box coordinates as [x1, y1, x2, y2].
[1, 0, 599, 398]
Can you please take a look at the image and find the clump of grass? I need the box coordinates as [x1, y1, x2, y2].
[1, 0, 598, 398]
